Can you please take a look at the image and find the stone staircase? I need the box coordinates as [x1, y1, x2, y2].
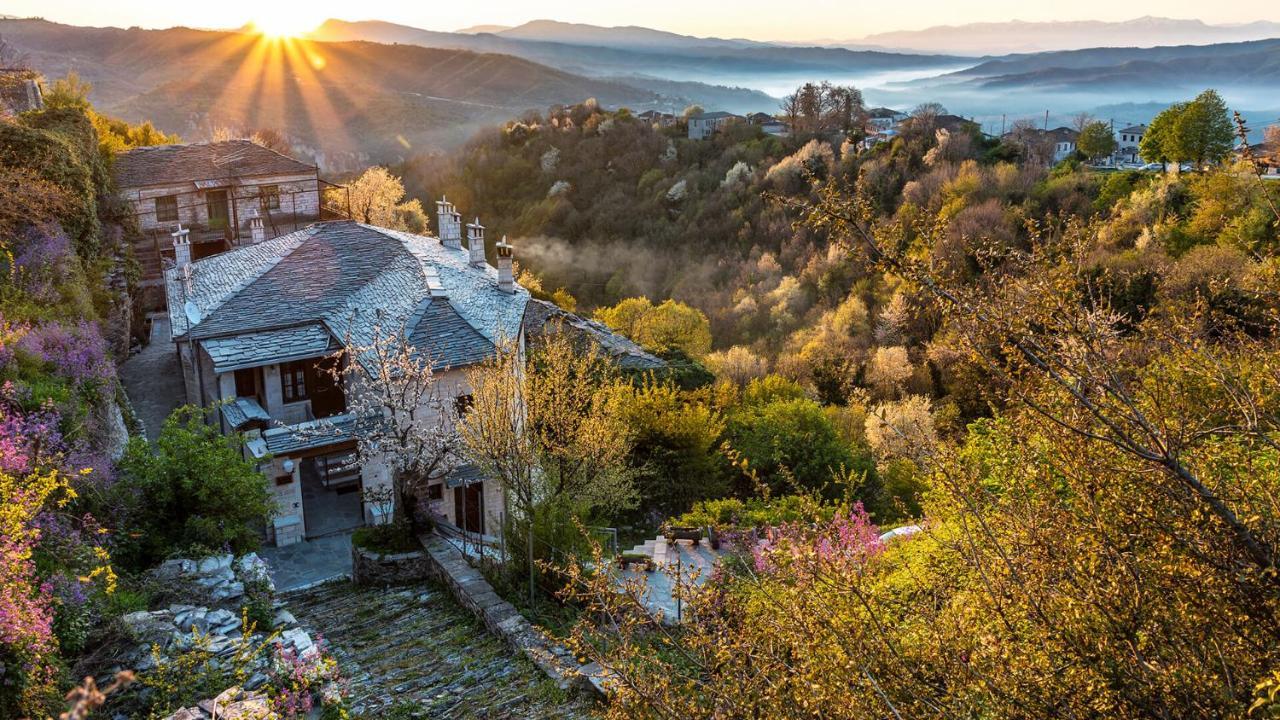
[283, 581, 593, 719]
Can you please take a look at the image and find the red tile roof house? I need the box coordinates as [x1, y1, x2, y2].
[163, 200, 528, 547]
[116, 140, 344, 303]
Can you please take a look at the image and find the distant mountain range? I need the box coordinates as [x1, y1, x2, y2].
[835, 16, 1280, 55]
[5, 14, 1279, 165]
[945, 38, 1280, 93]
[307, 19, 965, 83]
[0, 19, 685, 168]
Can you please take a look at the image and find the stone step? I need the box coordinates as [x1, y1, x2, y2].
[283, 580, 593, 718]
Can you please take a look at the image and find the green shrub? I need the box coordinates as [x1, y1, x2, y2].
[351, 522, 420, 555]
[112, 406, 273, 571]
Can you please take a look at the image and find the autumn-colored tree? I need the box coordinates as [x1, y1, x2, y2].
[460, 329, 635, 601]
[328, 166, 428, 230]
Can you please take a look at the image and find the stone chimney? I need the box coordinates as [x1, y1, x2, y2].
[172, 224, 192, 269]
[436, 197, 462, 250]
[248, 209, 266, 245]
[496, 236, 514, 294]
[466, 218, 486, 267]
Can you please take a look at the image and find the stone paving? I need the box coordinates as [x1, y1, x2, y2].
[621, 536, 721, 623]
[259, 532, 354, 592]
[284, 580, 595, 719]
[119, 315, 185, 441]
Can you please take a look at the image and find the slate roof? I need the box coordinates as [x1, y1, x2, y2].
[406, 298, 495, 370]
[262, 413, 359, 455]
[202, 324, 334, 374]
[165, 221, 529, 372]
[115, 139, 315, 188]
[691, 111, 741, 121]
[445, 463, 486, 489]
[220, 397, 272, 431]
[1118, 124, 1147, 135]
[522, 298, 666, 371]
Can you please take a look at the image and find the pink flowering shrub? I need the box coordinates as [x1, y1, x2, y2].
[269, 637, 346, 718]
[0, 464, 67, 717]
[750, 503, 884, 578]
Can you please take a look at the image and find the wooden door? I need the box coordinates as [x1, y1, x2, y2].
[453, 484, 484, 534]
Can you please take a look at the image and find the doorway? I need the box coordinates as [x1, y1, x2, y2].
[300, 448, 364, 539]
[206, 189, 230, 231]
[453, 483, 484, 534]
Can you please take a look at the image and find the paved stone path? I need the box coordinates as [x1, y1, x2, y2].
[284, 580, 595, 719]
[260, 532, 355, 592]
[621, 536, 721, 623]
[119, 315, 185, 441]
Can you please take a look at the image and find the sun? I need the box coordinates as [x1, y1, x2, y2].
[250, 11, 318, 39]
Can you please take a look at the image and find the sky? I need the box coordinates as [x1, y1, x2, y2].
[4, 0, 1278, 42]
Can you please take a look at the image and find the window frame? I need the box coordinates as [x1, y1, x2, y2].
[154, 195, 179, 223]
[280, 361, 309, 403]
[259, 184, 281, 211]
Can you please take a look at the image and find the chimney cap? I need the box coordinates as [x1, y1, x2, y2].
[496, 236, 513, 257]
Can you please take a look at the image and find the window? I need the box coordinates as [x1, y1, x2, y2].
[155, 195, 178, 223]
[275, 475, 292, 486]
[427, 484, 444, 501]
[454, 394, 474, 417]
[259, 185, 281, 210]
[280, 361, 308, 402]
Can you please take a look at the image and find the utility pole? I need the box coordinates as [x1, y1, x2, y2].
[1044, 110, 1049, 131]
[1001, 114, 1006, 136]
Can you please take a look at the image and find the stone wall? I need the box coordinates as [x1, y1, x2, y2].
[351, 543, 430, 585]
[417, 535, 609, 697]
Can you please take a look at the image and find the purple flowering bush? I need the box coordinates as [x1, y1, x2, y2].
[750, 503, 884, 578]
[11, 225, 74, 303]
[16, 319, 113, 395]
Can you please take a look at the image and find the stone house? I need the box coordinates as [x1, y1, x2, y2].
[116, 140, 334, 296]
[636, 109, 677, 128]
[163, 205, 529, 546]
[687, 111, 744, 140]
[0, 68, 44, 115]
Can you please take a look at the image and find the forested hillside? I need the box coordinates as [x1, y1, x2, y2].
[399, 93, 1280, 716]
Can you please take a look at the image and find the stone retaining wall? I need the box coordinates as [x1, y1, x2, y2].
[351, 543, 430, 585]
[418, 534, 609, 697]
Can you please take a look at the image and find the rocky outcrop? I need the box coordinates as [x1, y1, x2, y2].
[162, 686, 274, 720]
[118, 553, 326, 716]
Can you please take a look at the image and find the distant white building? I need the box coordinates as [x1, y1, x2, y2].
[1045, 127, 1080, 163]
[687, 111, 744, 140]
[1115, 124, 1147, 164]
[760, 121, 790, 137]
[865, 107, 907, 135]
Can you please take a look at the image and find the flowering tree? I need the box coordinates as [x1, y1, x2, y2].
[327, 312, 460, 528]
